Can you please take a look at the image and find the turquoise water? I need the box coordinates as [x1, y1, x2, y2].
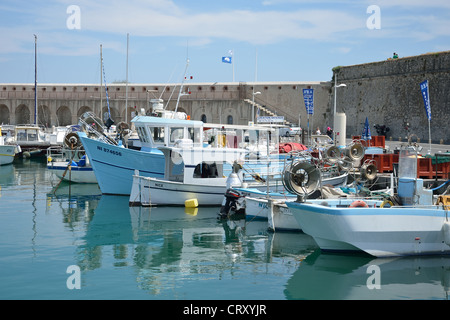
[1, 159, 450, 300]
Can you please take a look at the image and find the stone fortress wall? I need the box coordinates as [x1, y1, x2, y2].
[1, 50, 448, 143]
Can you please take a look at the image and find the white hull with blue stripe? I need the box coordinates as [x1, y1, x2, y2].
[286, 200, 450, 257]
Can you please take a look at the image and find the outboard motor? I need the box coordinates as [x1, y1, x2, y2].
[218, 189, 245, 219]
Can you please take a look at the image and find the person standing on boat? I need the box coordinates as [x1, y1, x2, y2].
[326, 127, 333, 138]
[315, 127, 321, 135]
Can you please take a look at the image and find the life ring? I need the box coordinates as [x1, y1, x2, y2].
[380, 200, 394, 208]
[349, 200, 369, 208]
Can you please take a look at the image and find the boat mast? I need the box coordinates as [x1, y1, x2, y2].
[100, 44, 103, 118]
[34, 34, 38, 126]
[125, 33, 129, 123]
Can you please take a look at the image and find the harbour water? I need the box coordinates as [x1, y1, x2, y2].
[1, 159, 450, 301]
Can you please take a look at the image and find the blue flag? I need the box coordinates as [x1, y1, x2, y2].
[303, 89, 314, 115]
[222, 56, 232, 64]
[420, 80, 431, 121]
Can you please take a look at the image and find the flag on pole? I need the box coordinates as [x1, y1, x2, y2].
[302, 89, 314, 115]
[222, 56, 232, 64]
[420, 80, 431, 120]
[361, 117, 371, 141]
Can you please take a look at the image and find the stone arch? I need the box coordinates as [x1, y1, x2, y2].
[78, 106, 92, 118]
[57, 106, 72, 126]
[15, 104, 30, 125]
[224, 106, 239, 125]
[102, 107, 118, 123]
[122, 106, 136, 123]
[0, 104, 10, 124]
[38, 104, 51, 128]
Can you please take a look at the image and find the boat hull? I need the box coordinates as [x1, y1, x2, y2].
[130, 175, 227, 206]
[286, 201, 450, 257]
[0, 145, 16, 165]
[47, 161, 97, 183]
[79, 134, 165, 195]
[267, 200, 300, 232]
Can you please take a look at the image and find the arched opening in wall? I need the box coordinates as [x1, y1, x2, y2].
[102, 107, 118, 124]
[227, 115, 233, 124]
[0, 104, 10, 124]
[122, 106, 139, 123]
[57, 106, 72, 126]
[201, 114, 207, 123]
[15, 104, 30, 125]
[38, 105, 51, 128]
[78, 106, 92, 118]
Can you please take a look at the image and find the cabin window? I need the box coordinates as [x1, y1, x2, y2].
[193, 162, 219, 178]
[150, 126, 165, 143]
[170, 127, 184, 142]
[136, 126, 149, 143]
[188, 127, 201, 144]
[27, 129, 38, 141]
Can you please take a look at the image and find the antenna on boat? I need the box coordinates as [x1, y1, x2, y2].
[174, 57, 190, 113]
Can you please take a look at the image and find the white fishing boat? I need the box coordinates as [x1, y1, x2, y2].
[0, 130, 20, 165]
[46, 124, 102, 184]
[129, 144, 247, 206]
[80, 95, 282, 196]
[219, 142, 367, 219]
[47, 147, 96, 184]
[1, 124, 51, 157]
[285, 145, 450, 257]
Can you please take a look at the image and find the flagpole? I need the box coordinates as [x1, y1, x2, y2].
[232, 49, 235, 82]
[428, 119, 431, 154]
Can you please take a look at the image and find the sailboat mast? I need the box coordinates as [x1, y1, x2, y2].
[100, 44, 103, 117]
[34, 34, 37, 125]
[125, 33, 129, 123]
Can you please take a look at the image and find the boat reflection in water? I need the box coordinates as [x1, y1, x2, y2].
[69, 195, 317, 297]
[285, 251, 450, 300]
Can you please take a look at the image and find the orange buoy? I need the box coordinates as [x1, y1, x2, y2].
[349, 200, 369, 208]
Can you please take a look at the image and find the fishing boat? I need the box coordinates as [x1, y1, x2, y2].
[129, 145, 247, 206]
[47, 146, 96, 184]
[1, 124, 51, 158]
[285, 144, 450, 257]
[0, 129, 20, 165]
[79, 97, 282, 196]
[219, 141, 367, 219]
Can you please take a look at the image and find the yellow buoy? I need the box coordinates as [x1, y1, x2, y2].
[185, 198, 198, 208]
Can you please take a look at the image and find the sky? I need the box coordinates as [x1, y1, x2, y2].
[0, 0, 449, 85]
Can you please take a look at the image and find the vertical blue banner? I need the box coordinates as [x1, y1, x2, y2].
[303, 88, 314, 115]
[420, 80, 431, 121]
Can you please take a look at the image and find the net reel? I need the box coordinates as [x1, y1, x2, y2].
[345, 142, 365, 161]
[282, 159, 320, 200]
[64, 132, 81, 149]
[360, 160, 378, 180]
[324, 145, 341, 163]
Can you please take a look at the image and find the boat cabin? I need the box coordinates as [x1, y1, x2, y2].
[158, 146, 246, 186]
[132, 116, 204, 151]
